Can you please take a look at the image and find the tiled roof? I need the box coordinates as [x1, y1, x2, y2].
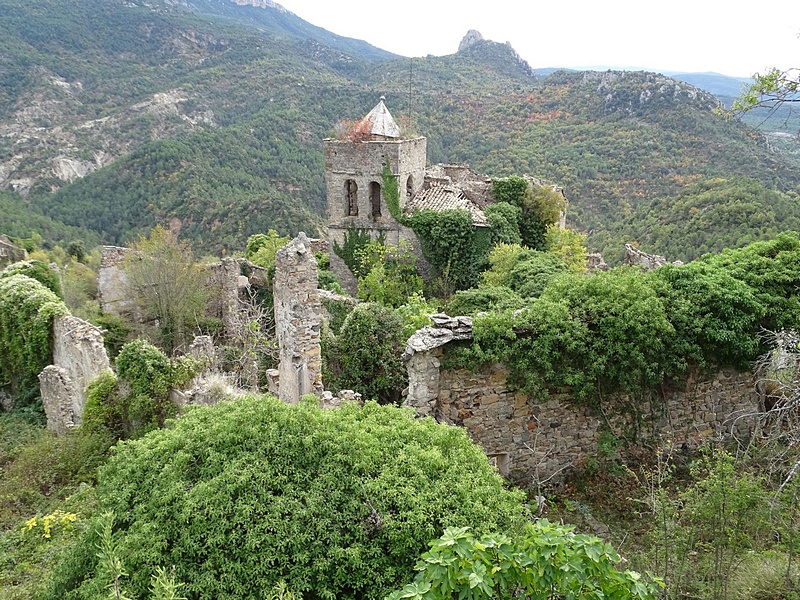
[405, 185, 488, 226]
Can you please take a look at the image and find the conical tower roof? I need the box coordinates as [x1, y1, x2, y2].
[361, 96, 400, 139]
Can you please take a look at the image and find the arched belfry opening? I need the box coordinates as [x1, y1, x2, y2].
[344, 179, 358, 216]
[406, 175, 414, 198]
[370, 182, 381, 219]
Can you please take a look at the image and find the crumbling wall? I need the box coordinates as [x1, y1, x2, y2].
[404, 318, 760, 486]
[40, 315, 112, 435]
[273, 233, 324, 403]
[0, 235, 26, 268]
[624, 243, 683, 270]
[98, 246, 135, 316]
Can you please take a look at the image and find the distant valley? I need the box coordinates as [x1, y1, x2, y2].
[1, 0, 798, 261]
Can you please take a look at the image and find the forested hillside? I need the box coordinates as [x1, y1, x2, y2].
[2, 0, 799, 258]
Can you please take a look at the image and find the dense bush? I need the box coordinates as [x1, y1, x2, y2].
[323, 303, 407, 405]
[82, 340, 199, 439]
[48, 397, 527, 600]
[0, 274, 69, 405]
[446, 285, 523, 316]
[0, 260, 63, 298]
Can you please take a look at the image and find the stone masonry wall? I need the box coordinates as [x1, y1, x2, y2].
[273, 233, 324, 403]
[404, 319, 760, 486]
[98, 246, 135, 316]
[40, 315, 112, 434]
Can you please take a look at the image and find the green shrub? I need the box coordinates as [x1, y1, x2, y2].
[446, 286, 524, 316]
[389, 521, 661, 600]
[48, 397, 527, 600]
[324, 303, 407, 404]
[507, 251, 569, 298]
[84, 341, 200, 440]
[1, 259, 63, 298]
[0, 274, 69, 406]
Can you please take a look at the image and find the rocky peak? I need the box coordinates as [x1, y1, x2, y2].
[458, 29, 484, 52]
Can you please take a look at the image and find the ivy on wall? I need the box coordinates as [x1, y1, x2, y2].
[0, 274, 69, 405]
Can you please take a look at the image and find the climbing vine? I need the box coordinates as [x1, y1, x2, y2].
[333, 228, 385, 280]
[404, 209, 492, 293]
[0, 274, 69, 405]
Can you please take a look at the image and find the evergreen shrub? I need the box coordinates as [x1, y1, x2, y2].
[48, 396, 527, 600]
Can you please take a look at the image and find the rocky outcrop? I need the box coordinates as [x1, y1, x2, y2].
[458, 30, 484, 52]
[586, 252, 610, 272]
[40, 315, 112, 435]
[623, 243, 682, 270]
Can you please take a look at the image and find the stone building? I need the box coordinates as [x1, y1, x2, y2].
[324, 97, 560, 291]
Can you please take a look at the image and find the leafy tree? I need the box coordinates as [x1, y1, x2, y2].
[324, 303, 407, 405]
[82, 339, 199, 440]
[507, 251, 569, 299]
[389, 521, 661, 600]
[480, 243, 532, 288]
[245, 230, 290, 271]
[545, 225, 588, 273]
[489, 177, 566, 250]
[48, 397, 527, 600]
[649, 262, 766, 370]
[732, 67, 800, 123]
[355, 240, 423, 308]
[484, 202, 522, 246]
[123, 227, 208, 354]
[446, 286, 524, 316]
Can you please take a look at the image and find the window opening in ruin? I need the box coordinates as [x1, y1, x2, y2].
[406, 175, 414, 197]
[345, 179, 358, 216]
[370, 182, 382, 219]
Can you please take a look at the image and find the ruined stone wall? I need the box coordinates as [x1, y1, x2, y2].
[273, 233, 324, 403]
[98, 246, 135, 316]
[405, 321, 760, 486]
[40, 315, 112, 434]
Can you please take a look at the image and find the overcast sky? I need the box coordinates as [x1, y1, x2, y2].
[275, 0, 799, 78]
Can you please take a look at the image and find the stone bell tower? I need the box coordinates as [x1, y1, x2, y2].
[323, 97, 427, 291]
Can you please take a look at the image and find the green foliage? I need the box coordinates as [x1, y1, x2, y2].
[0, 274, 69, 405]
[484, 202, 522, 246]
[693, 232, 800, 334]
[644, 449, 771, 600]
[123, 226, 208, 354]
[49, 397, 527, 600]
[388, 521, 661, 600]
[355, 241, 423, 308]
[333, 228, 383, 280]
[507, 251, 569, 298]
[1, 259, 63, 298]
[395, 292, 436, 339]
[405, 209, 492, 293]
[446, 286, 523, 316]
[480, 243, 531, 288]
[649, 263, 765, 370]
[324, 303, 407, 405]
[458, 268, 675, 408]
[245, 230, 290, 271]
[84, 340, 199, 440]
[382, 159, 402, 221]
[545, 225, 588, 273]
[94, 314, 134, 359]
[489, 177, 565, 250]
[601, 178, 800, 263]
[320, 296, 355, 335]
